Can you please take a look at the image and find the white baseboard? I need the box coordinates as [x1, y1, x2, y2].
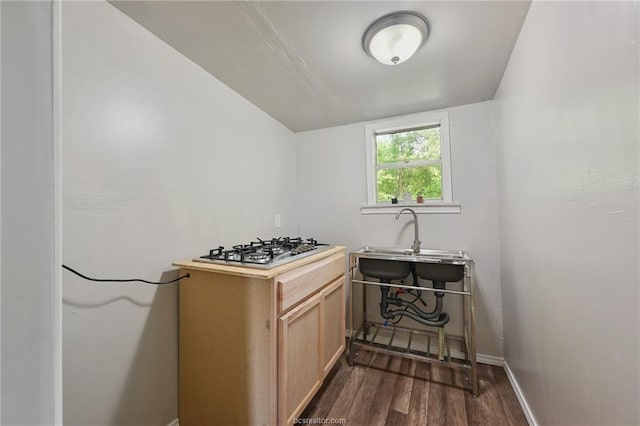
[166, 419, 179, 426]
[503, 361, 537, 426]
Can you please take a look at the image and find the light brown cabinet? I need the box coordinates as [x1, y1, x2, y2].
[175, 247, 346, 426]
[278, 277, 345, 425]
[278, 291, 323, 425]
[322, 277, 345, 376]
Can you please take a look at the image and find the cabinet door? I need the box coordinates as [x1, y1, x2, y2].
[322, 277, 345, 376]
[278, 292, 323, 426]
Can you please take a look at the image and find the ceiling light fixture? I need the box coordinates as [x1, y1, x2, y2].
[362, 12, 429, 66]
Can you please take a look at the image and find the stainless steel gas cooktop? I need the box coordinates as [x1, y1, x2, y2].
[194, 237, 332, 269]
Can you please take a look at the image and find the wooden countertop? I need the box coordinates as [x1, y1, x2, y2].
[173, 246, 346, 280]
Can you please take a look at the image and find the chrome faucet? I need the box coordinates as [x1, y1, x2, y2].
[395, 208, 421, 254]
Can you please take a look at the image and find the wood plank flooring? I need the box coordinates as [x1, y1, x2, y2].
[302, 350, 528, 426]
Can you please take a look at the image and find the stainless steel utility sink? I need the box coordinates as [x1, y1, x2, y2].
[353, 246, 472, 283]
[415, 263, 465, 283]
[355, 246, 470, 264]
[358, 258, 411, 281]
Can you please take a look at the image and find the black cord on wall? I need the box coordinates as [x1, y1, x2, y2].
[62, 264, 189, 285]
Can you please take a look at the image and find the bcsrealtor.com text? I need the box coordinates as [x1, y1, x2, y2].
[293, 417, 346, 425]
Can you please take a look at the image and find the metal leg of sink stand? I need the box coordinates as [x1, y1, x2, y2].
[438, 327, 445, 361]
[362, 270, 368, 339]
[470, 327, 478, 397]
[469, 263, 479, 397]
[348, 336, 355, 366]
[462, 279, 470, 363]
[348, 324, 357, 366]
[349, 258, 357, 367]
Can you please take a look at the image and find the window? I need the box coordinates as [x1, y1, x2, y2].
[364, 111, 456, 212]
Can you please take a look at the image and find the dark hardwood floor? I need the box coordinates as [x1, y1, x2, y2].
[302, 350, 528, 426]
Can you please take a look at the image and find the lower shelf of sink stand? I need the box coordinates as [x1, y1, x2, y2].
[349, 321, 478, 395]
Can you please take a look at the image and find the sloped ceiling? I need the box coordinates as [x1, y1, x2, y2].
[111, 1, 530, 132]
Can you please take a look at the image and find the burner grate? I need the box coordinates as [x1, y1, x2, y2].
[196, 236, 330, 269]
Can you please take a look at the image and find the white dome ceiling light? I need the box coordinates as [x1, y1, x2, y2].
[362, 12, 429, 66]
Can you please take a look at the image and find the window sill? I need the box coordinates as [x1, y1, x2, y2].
[361, 203, 462, 215]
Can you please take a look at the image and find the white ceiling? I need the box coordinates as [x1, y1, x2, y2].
[110, 1, 530, 132]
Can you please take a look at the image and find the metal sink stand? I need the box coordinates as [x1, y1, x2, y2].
[348, 252, 478, 396]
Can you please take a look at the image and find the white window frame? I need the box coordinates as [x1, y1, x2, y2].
[363, 110, 460, 214]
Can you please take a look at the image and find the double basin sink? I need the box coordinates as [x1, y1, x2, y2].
[354, 246, 472, 283]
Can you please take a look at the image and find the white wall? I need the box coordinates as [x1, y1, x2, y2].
[62, 2, 297, 424]
[295, 101, 504, 357]
[1, 1, 59, 424]
[492, 1, 639, 424]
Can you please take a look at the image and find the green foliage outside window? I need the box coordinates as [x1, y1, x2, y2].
[375, 127, 443, 202]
